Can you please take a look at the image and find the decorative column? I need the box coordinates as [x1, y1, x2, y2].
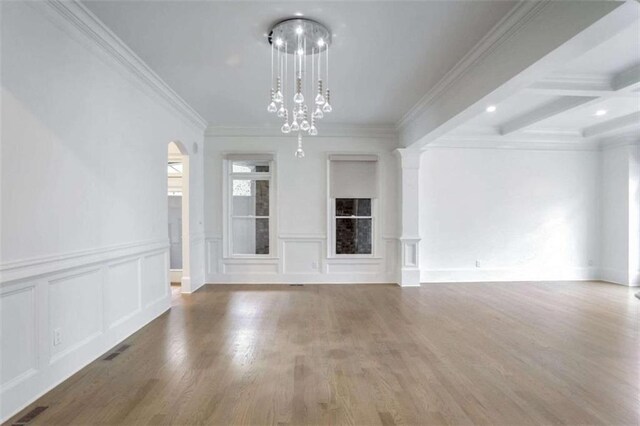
[394, 148, 421, 287]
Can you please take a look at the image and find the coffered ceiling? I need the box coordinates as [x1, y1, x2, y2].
[439, 11, 640, 149]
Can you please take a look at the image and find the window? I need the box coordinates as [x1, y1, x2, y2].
[329, 155, 378, 256]
[227, 156, 273, 256]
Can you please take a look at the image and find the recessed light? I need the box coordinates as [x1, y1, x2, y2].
[595, 109, 607, 116]
[486, 105, 497, 113]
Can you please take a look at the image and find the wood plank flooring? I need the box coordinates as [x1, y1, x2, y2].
[5, 282, 639, 425]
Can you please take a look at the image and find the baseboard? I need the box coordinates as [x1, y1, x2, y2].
[599, 267, 632, 286]
[420, 267, 600, 283]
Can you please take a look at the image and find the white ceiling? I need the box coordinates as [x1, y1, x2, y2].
[443, 4, 640, 149]
[83, 0, 516, 128]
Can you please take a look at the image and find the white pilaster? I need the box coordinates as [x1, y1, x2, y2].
[394, 148, 422, 287]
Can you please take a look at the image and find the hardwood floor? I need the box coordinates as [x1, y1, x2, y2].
[6, 282, 639, 425]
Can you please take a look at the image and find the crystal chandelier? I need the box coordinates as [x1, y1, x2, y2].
[267, 18, 332, 157]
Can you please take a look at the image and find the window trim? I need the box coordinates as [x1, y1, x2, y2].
[223, 156, 277, 259]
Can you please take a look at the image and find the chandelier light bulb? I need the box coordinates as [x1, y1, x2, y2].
[312, 106, 324, 119]
[300, 119, 310, 131]
[309, 125, 318, 136]
[291, 120, 300, 132]
[322, 89, 332, 113]
[267, 101, 277, 113]
[281, 122, 291, 134]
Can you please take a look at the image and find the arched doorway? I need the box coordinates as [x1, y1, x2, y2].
[167, 141, 191, 293]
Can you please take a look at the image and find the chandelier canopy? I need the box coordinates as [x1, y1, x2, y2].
[267, 18, 333, 157]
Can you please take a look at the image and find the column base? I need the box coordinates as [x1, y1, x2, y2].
[398, 268, 421, 287]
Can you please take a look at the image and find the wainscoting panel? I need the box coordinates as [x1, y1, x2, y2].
[326, 261, 381, 275]
[106, 259, 141, 328]
[141, 252, 169, 307]
[282, 240, 323, 274]
[223, 261, 279, 275]
[0, 240, 170, 423]
[49, 268, 104, 362]
[0, 282, 37, 389]
[205, 235, 397, 284]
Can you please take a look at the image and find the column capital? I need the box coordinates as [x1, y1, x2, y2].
[393, 148, 422, 170]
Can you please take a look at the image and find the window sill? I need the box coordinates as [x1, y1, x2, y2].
[326, 256, 383, 262]
[223, 256, 279, 262]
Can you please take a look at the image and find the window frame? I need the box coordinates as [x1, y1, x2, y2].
[224, 157, 276, 258]
[330, 198, 377, 258]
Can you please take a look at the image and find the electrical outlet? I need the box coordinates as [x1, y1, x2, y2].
[311, 261, 319, 270]
[475, 260, 481, 268]
[53, 328, 62, 346]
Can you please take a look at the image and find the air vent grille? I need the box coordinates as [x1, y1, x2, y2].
[13, 406, 48, 425]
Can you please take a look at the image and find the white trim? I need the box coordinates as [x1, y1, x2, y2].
[421, 267, 600, 283]
[1, 239, 168, 284]
[425, 139, 601, 152]
[205, 124, 398, 139]
[35, 0, 207, 132]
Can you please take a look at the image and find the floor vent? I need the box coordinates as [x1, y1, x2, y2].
[117, 344, 130, 353]
[103, 352, 120, 361]
[13, 406, 48, 425]
[103, 343, 131, 361]
[289, 284, 304, 286]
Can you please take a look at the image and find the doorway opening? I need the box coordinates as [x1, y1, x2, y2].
[167, 141, 190, 293]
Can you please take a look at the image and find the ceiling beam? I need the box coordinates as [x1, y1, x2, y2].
[612, 63, 640, 91]
[525, 63, 640, 97]
[399, 1, 636, 150]
[524, 73, 613, 97]
[582, 111, 640, 138]
[499, 96, 598, 135]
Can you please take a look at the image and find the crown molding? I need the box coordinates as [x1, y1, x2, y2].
[205, 124, 398, 139]
[424, 139, 600, 152]
[37, 0, 208, 132]
[599, 133, 640, 151]
[432, 127, 601, 151]
[396, 1, 552, 131]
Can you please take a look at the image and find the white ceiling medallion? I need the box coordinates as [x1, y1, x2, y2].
[267, 18, 333, 158]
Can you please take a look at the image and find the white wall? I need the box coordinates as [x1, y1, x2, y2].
[601, 143, 640, 286]
[419, 147, 601, 282]
[203, 132, 399, 283]
[0, 2, 205, 421]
